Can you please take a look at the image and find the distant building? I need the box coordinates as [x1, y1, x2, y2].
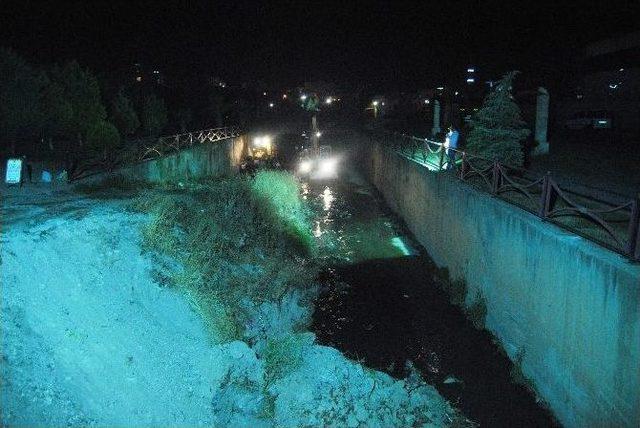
[560, 31, 640, 138]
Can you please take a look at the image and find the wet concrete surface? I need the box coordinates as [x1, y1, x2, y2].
[305, 167, 557, 427]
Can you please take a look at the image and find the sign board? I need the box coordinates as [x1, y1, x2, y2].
[5, 158, 22, 184]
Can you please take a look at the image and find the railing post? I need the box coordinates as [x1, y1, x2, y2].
[539, 172, 552, 219]
[459, 151, 467, 180]
[438, 145, 445, 171]
[625, 195, 640, 260]
[491, 161, 500, 194]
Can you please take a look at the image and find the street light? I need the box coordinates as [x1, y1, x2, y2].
[371, 100, 380, 118]
[269, 102, 274, 108]
[300, 94, 307, 101]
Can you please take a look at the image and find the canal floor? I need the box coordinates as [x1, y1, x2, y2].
[305, 168, 557, 427]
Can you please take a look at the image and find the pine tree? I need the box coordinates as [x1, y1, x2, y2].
[110, 88, 139, 137]
[48, 61, 107, 145]
[86, 119, 121, 160]
[466, 71, 530, 167]
[141, 93, 167, 137]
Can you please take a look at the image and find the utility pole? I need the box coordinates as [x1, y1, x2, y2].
[311, 115, 319, 156]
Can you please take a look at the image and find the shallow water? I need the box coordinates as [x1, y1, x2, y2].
[306, 169, 557, 427]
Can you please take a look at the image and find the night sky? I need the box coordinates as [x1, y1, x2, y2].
[2, 0, 639, 90]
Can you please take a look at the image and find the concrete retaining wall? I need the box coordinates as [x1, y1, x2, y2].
[363, 141, 640, 427]
[76, 135, 247, 185]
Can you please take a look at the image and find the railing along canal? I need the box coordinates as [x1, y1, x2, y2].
[70, 126, 241, 181]
[380, 132, 640, 262]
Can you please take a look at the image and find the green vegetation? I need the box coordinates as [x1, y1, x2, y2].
[0, 48, 47, 144]
[141, 93, 168, 137]
[466, 71, 530, 167]
[263, 333, 306, 385]
[48, 60, 107, 144]
[251, 170, 316, 255]
[86, 120, 122, 160]
[109, 88, 140, 137]
[131, 171, 317, 342]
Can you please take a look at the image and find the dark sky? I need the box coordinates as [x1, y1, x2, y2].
[2, 0, 639, 90]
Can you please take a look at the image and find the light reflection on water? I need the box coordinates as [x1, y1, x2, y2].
[307, 179, 410, 263]
[322, 187, 334, 211]
[313, 187, 336, 238]
[301, 182, 310, 200]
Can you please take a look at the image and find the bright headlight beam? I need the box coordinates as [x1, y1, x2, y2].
[318, 158, 337, 177]
[299, 160, 312, 174]
[253, 135, 272, 148]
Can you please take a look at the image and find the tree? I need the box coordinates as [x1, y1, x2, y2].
[109, 88, 139, 137]
[47, 61, 107, 145]
[173, 107, 193, 133]
[466, 71, 530, 167]
[86, 119, 121, 161]
[0, 48, 47, 151]
[40, 78, 74, 148]
[141, 93, 167, 137]
[208, 89, 231, 127]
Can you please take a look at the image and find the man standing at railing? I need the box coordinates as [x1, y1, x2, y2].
[444, 126, 459, 170]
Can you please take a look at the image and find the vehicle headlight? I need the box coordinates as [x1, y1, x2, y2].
[253, 135, 272, 148]
[318, 158, 337, 176]
[299, 160, 312, 174]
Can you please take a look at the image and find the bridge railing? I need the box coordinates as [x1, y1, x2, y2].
[70, 126, 242, 181]
[382, 132, 640, 262]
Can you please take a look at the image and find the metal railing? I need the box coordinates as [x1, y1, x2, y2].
[383, 132, 640, 262]
[134, 126, 241, 162]
[70, 126, 242, 181]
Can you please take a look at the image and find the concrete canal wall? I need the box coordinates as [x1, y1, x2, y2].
[362, 141, 640, 428]
[76, 135, 247, 185]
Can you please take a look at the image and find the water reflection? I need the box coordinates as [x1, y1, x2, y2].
[301, 182, 310, 200]
[322, 187, 334, 211]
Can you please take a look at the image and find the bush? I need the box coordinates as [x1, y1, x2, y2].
[250, 170, 316, 256]
[132, 173, 317, 342]
[263, 334, 306, 384]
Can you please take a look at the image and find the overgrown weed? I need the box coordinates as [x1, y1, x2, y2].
[263, 333, 307, 385]
[132, 171, 318, 342]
